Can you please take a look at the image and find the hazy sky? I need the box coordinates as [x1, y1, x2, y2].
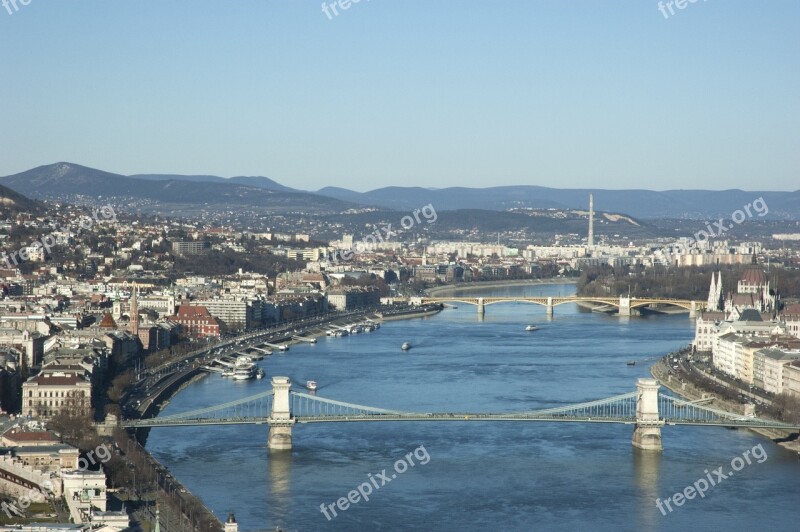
[1, 1, 798, 191]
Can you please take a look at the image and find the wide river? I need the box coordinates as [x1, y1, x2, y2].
[148, 284, 800, 531]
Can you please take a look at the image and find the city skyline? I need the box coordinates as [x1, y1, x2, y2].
[1, 2, 798, 191]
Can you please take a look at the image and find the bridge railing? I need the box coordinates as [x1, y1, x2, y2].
[291, 391, 410, 418]
[519, 391, 639, 419]
[154, 389, 275, 422]
[658, 393, 780, 426]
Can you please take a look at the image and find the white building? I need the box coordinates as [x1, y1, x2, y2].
[783, 361, 800, 398]
[22, 370, 92, 419]
[753, 348, 800, 395]
[62, 469, 107, 524]
[714, 333, 744, 378]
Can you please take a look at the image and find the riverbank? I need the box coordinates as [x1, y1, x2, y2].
[122, 303, 446, 528]
[426, 278, 577, 296]
[651, 358, 800, 452]
[137, 306, 445, 420]
[378, 304, 443, 321]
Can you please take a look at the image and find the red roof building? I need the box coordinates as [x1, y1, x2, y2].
[169, 305, 221, 339]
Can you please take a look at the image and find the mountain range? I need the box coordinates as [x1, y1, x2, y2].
[0, 163, 349, 214]
[1, 162, 798, 220]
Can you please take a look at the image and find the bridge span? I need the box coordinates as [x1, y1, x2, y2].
[409, 295, 704, 317]
[117, 377, 798, 452]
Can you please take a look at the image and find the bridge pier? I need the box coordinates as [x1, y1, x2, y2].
[477, 298, 485, 317]
[268, 422, 295, 450]
[632, 378, 663, 451]
[268, 376, 295, 451]
[689, 301, 697, 319]
[546, 297, 553, 317]
[618, 296, 631, 317]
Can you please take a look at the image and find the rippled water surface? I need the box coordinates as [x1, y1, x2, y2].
[148, 284, 800, 531]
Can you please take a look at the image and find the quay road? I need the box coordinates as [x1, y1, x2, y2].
[115, 309, 385, 529]
[123, 308, 387, 416]
[668, 348, 774, 408]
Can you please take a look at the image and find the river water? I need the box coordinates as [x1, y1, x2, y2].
[147, 284, 800, 531]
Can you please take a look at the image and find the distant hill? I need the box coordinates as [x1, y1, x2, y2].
[0, 183, 44, 216]
[3, 163, 798, 220]
[316, 185, 800, 220]
[0, 163, 351, 214]
[132, 173, 296, 193]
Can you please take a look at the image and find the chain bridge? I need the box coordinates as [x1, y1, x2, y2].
[119, 378, 800, 451]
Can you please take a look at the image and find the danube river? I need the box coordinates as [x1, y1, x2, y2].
[147, 284, 800, 531]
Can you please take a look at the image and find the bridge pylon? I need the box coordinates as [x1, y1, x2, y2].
[268, 376, 295, 451]
[632, 378, 663, 451]
[477, 297, 485, 316]
[618, 296, 631, 317]
[689, 301, 697, 319]
[546, 297, 553, 316]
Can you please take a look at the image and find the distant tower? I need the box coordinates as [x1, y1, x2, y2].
[154, 505, 161, 532]
[130, 281, 139, 336]
[706, 272, 723, 312]
[706, 273, 717, 311]
[225, 513, 239, 532]
[588, 193, 595, 248]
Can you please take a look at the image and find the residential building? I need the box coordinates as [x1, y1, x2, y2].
[193, 297, 261, 330]
[169, 305, 221, 339]
[21, 370, 92, 419]
[326, 287, 381, 311]
[783, 361, 800, 399]
[753, 348, 800, 395]
[171, 241, 211, 255]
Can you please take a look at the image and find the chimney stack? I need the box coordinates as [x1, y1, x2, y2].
[588, 193, 594, 248]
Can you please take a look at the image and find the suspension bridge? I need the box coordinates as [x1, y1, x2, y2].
[118, 377, 800, 451]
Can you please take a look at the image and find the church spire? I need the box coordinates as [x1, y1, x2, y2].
[130, 281, 139, 336]
[707, 273, 718, 311]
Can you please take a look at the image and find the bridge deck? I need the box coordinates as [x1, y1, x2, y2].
[122, 414, 799, 430]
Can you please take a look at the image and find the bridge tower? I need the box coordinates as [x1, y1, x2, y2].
[546, 297, 553, 316]
[268, 376, 295, 450]
[618, 296, 631, 317]
[632, 378, 663, 451]
[477, 297, 485, 316]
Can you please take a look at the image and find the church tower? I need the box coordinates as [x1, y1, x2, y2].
[707, 273, 718, 311]
[130, 281, 139, 336]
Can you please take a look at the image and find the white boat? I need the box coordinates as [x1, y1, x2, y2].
[306, 380, 318, 391]
[256, 368, 265, 379]
[232, 365, 256, 380]
[401, 342, 412, 351]
[221, 369, 234, 377]
[525, 325, 539, 331]
[235, 355, 255, 366]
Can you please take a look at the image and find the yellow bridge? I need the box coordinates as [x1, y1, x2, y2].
[413, 295, 704, 317]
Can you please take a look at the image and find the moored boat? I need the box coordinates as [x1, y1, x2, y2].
[232, 365, 256, 380]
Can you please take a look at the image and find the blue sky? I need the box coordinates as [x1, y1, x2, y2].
[1, 1, 798, 191]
